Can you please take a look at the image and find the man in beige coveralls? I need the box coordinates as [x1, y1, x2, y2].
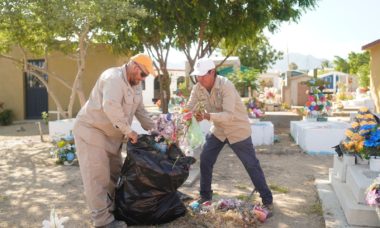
[73, 53, 156, 228]
[187, 57, 273, 216]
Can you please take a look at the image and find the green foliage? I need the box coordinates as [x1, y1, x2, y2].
[234, 184, 249, 190]
[334, 51, 370, 88]
[221, 35, 283, 73]
[348, 51, 370, 75]
[281, 103, 291, 110]
[168, 0, 317, 69]
[288, 62, 298, 70]
[333, 56, 350, 73]
[41, 111, 49, 124]
[236, 194, 254, 202]
[0, 109, 13, 126]
[227, 68, 259, 97]
[336, 83, 354, 101]
[177, 82, 190, 98]
[268, 183, 289, 194]
[321, 60, 331, 69]
[308, 201, 323, 216]
[357, 63, 370, 88]
[303, 78, 328, 90]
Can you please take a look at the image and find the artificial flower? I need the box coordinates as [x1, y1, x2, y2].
[366, 177, 380, 207]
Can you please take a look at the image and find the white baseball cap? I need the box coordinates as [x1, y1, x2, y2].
[190, 57, 215, 76]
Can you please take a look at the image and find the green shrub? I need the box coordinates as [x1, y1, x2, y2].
[41, 111, 49, 124]
[0, 109, 13, 125]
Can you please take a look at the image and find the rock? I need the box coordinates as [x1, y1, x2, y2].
[16, 126, 25, 132]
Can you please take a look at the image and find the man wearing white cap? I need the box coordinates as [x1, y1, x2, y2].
[73, 53, 156, 228]
[186, 57, 273, 216]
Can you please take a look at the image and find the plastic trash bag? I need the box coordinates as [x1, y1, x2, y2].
[187, 116, 205, 149]
[114, 134, 195, 225]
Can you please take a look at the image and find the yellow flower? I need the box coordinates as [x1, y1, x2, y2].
[351, 133, 363, 141]
[356, 114, 364, 119]
[346, 141, 355, 150]
[359, 107, 369, 113]
[351, 122, 359, 129]
[57, 140, 66, 148]
[345, 129, 354, 137]
[364, 114, 375, 119]
[367, 121, 377, 126]
[359, 121, 368, 126]
[355, 140, 365, 152]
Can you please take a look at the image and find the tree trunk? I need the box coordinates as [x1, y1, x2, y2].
[2, 51, 74, 119]
[67, 31, 88, 118]
[159, 70, 171, 113]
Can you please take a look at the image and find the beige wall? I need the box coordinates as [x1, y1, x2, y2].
[282, 75, 311, 106]
[368, 44, 380, 112]
[0, 45, 129, 121]
[0, 48, 26, 120]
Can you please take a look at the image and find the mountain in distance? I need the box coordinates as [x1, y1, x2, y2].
[269, 53, 329, 72]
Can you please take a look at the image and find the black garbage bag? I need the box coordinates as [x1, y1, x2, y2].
[114, 134, 196, 225]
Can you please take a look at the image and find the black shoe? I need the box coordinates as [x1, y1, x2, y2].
[262, 203, 274, 218]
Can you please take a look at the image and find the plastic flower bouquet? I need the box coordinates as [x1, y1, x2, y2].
[259, 87, 279, 105]
[51, 134, 76, 165]
[245, 98, 264, 118]
[366, 175, 380, 207]
[152, 102, 205, 157]
[303, 83, 332, 121]
[340, 107, 380, 159]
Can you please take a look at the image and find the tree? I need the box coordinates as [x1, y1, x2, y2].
[173, 0, 317, 76]
[113, 0, 316, 113]
[113, 0, 180, 113]
[334, 51, 370, 88]
[288, 62, 298, 70]
[221, 35, 283, 73]
[348, 51, 370, 75]
[321, 60, 330, 69]
[0, 0, 144, 117]
[227, 68, 259, 98]
[333, 56, 350, 73]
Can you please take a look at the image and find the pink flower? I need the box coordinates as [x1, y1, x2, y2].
[183, 112, 193, 121]
[366, 189, 380, 206]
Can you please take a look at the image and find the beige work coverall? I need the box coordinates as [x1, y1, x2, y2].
[73, 65, 154, 226]
[186, 75, 251, 143]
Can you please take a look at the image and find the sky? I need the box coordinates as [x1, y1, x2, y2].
[267, 0, 380, 60]
[168, 0, 380, 68]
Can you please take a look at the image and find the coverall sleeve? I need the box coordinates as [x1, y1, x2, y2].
[102, 78, 133, 135]
[185, 84, 199, 111]
[135, 99, 155, 131]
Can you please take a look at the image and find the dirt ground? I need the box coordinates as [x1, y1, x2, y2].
[0, 114, 333, 227]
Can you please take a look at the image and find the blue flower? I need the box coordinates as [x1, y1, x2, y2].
[360, 125, 376, 131]
[364, 129, 380, 147]
[66, 152, 75, 161]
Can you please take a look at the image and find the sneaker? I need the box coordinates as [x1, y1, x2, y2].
[189, 197, 211, 210]
[262, 203, 274, 218]
[99, 220, 127, 228]
[196, 197, 211, 204]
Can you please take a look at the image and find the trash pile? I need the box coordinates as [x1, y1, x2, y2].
[188, 198, 270, 224]
[114, 134, 196, 225]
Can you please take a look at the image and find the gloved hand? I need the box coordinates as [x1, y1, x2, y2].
[194, 112, 210, 121]
[125, 131, 138, 144]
